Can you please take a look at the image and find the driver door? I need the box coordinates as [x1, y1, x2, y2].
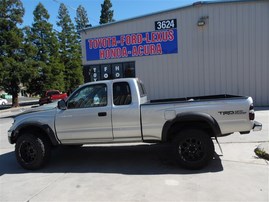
[55, 83, 113, 144]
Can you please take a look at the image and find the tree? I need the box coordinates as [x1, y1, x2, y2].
[57, 3, 83, 94]
[75, 5, 91, 32]
[28, 3, 65, 95]
[0, 0, 25, 107]
[99, 0, 114, 24]
[21, 26, 40, 96]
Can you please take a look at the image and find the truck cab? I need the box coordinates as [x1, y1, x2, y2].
[56, 78, 147, 144]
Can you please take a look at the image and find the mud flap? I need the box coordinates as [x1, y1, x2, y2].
[214, 136, 223, 156]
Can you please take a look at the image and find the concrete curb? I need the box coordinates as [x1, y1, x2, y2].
[255, 142, 269, 161]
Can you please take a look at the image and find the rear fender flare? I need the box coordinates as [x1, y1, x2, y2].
[162, 112, 221, 142]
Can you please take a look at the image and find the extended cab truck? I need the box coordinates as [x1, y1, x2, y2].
[39, 90, 67, 105]
[8, 78, 262, 170]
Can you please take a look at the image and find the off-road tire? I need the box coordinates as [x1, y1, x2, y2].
[172, 129, 214, 170]
[15, 133, 51, 170]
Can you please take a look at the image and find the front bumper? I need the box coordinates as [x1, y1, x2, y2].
[253, 121, 262, 131]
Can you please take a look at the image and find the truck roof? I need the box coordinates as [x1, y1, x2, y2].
[82, 78, 139, 87]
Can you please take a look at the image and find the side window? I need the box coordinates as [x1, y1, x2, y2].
[67, 84, 107, 109]
[113, 82, 132, 106]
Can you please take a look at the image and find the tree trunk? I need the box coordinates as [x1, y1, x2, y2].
[12, 93, 19, 107]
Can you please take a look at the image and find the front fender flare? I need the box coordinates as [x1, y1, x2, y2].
[10, 122, 60, 146]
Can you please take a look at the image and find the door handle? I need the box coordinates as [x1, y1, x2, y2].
[98, 112, 107, 117]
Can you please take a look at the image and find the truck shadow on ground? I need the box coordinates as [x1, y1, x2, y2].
[0, 144, 223, 176]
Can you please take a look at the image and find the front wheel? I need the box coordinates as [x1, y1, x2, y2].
[172, 129, 214, 170]
[15, 133, 51, 170]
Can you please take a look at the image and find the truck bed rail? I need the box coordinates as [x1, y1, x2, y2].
[148, 94, 246, 104]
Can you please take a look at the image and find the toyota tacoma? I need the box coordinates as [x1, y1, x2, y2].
[8, 78, 262, 170]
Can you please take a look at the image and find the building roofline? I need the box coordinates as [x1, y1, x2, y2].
[79, 0, 264, 32]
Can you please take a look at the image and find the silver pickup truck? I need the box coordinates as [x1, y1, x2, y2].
[8, 78, 262, 170]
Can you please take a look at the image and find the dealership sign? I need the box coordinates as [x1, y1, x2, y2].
[85, 29, 178, 61]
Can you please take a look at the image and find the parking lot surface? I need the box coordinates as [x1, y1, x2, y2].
[0, 108, 268, 202]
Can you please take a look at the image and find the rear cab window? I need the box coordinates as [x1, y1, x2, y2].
[137, 80, 147, 97]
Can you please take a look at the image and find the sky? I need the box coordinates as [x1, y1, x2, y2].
[20, 0, 216, 30]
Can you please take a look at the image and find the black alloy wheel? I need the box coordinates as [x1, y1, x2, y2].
[19, 140, 37, 163]
[173, 129, 214, 170]
[15, 133, 51, 170]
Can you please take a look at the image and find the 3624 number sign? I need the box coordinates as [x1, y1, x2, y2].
[155, 19, 177, 30]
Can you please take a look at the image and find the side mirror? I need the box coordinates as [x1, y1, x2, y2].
[57, 99, 67, 110]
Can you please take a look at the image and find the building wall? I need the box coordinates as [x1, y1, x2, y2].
[81, 1, 269, 106]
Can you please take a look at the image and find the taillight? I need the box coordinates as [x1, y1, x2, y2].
[249, 104, 255, 120]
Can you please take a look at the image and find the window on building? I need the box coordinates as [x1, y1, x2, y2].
[123, 62, 135, 78]
[84, 62, 135, 82]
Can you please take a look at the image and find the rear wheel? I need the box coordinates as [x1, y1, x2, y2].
[15, 133, 51, 170]
[172, 129, 214, 170]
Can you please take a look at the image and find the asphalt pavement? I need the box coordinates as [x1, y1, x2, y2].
[0, 106, 268, 202]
